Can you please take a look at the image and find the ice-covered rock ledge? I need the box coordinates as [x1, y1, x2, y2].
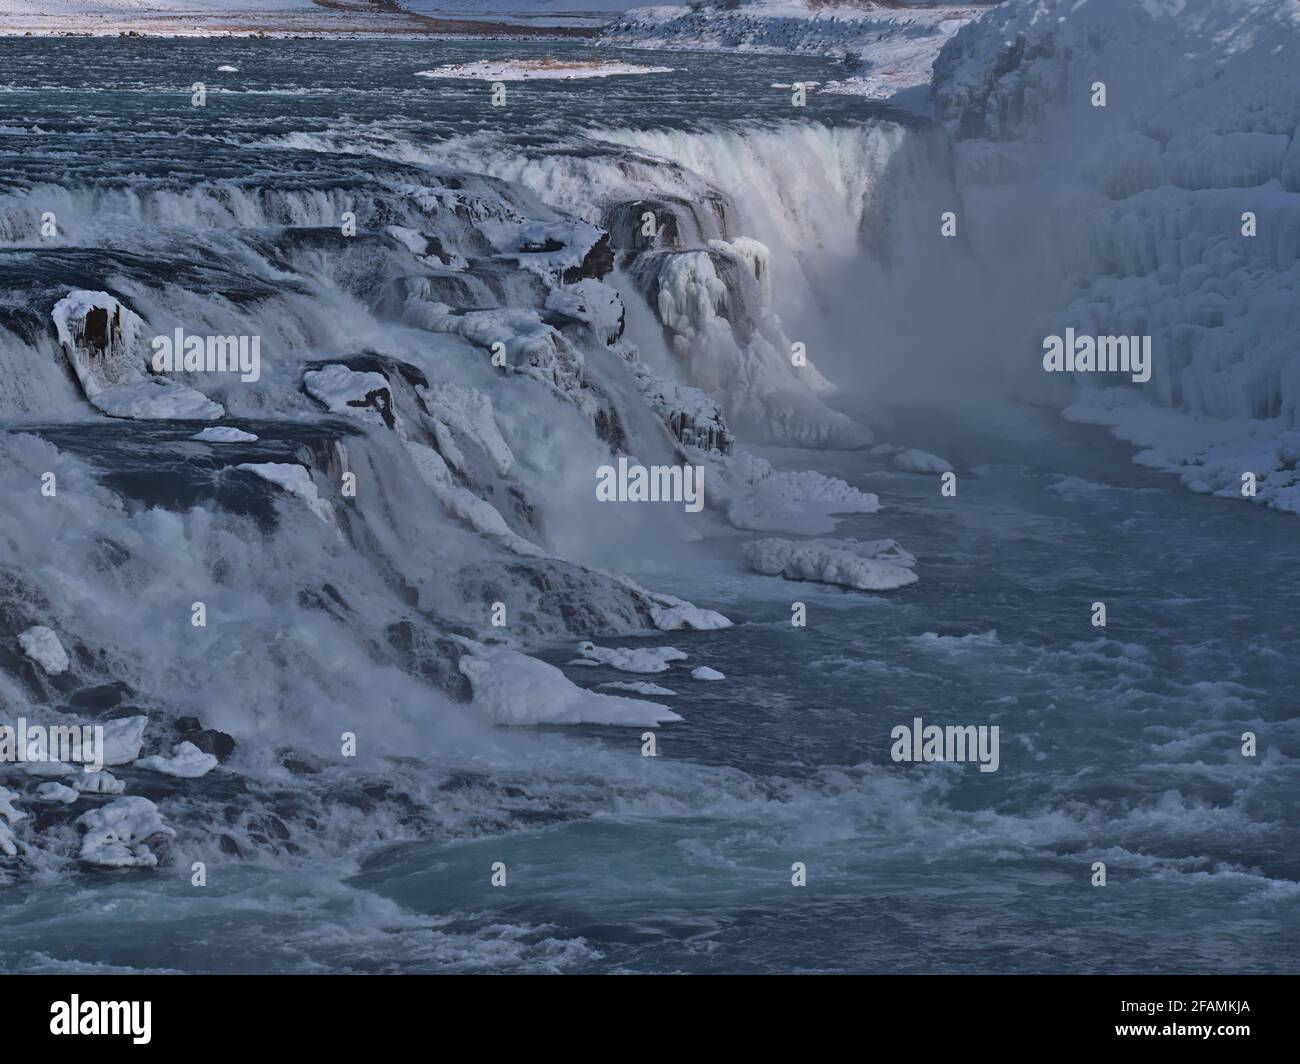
[741, 536, 918, 591]
[52, 291, 223, 421]
[455, 638, 682, 726]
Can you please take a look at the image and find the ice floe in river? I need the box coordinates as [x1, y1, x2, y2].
[716, 453, 880, 536]
[598, 681, 677, 697]
[740, 538, 918, 592]
[136, 742, 219, 779]
[415, 59, 675, 82]
[892, 448, 953, 475]
[568, 641, 688, 674]
[35, 782, 78, 805]
[192, 426, 258, 443]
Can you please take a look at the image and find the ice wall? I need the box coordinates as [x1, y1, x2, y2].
[931, 0, 1300, 511]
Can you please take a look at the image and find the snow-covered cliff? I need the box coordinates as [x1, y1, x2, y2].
[932, 0, 1300, 513]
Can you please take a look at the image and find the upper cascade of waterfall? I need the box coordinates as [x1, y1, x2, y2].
[0, 38, 914, 884]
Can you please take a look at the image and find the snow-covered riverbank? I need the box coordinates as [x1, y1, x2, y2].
[603, 1, 991, 100]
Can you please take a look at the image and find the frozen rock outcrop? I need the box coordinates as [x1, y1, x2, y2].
[741, 537, 918, 591]
[52, 291, 224, 421]
[77, 796, 175, 869]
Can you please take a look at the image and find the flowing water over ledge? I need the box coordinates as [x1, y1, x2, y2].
[3, 407, 1294, 973]
[0, 37, 1294, 974]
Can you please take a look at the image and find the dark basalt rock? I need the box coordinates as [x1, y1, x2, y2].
[386, 619, 473, 703]
[519, 237, 566, 254]
[347, 386, 396, 430]
[175, 717, 237, 763]
[279, 750, 324, 776]
[67, 682, 130, 713]
[563, 233, 615, 283]
[601, 198, 684, 251]
[81, 304, 113, 350]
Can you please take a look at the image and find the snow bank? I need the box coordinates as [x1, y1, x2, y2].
[77, 796, 175, 869]
[603, 574, 732, 631]
[717, 450, 879, 534]
[568, 640, 688, 674]
[598, 680, 677, 696]
[1065, 389, 1300, 515]
[457, 641, 682, 726]
[302, 364, 392, 428]
[546, 280, 625, 346]
[0, 712, 142, 773]
[649, 601, 732, 632]
[136, 741, 219, 779]
[741, 536, 918, 591]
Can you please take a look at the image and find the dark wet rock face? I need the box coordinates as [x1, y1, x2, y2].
[279, 750, 324, 776]
[386, 620, 473, 703]
[349, 387, 396, 430]
[563, 233, 615, 283]
[82, 304, 113, 351]
[175, 717, 237, 763]
[67, 682, 130, 713]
